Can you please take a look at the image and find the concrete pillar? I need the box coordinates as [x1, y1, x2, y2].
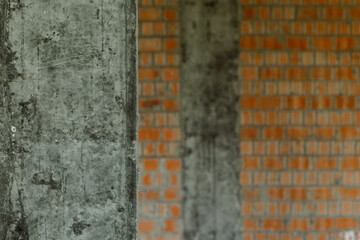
[180, 0, 241, 239]
[0, 0, 137, 239]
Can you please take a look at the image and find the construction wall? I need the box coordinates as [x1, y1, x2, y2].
[138, 0, 360, 239]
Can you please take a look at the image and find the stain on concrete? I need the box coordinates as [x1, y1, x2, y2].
[0, 0, 138, 239]
[180, 0, 241, 239]
[71, 220, 91, 236]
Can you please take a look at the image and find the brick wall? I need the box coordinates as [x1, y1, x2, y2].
[138, 0, 360, 239]
[240, 0, 360, 239]
[137, 0, 181, 239]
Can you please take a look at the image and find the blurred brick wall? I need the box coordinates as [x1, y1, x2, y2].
[239, 0, 360, 239]
[138, 0, 360, 239]
[137, 0, 181, 240]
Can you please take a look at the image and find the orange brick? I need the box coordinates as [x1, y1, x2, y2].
[139, 220, 155, 233]
[262, 219, 284, 231]
[313, 37, 332, 50]
[168, 22, 178, 36]
[269, 188, 285, 200]
[336, 68, 356, 80]
[241, 22, 251, 34]
[169, 205, 181, 217]
[298, 8, 318, 19]
[286, 68, 307, 80]
[141, 23, 154, 36]
[338, 188, 360, 200]
[336, 218, 357, 230]
[340, 157, 359, 169]
[315, 218, 334, 231]
[242, 67, 258, 80]
[170, 82, 179, 95]
[289, 157, 310, 170]
[336, 97, 355, 109]
[164, 9, 177, 20]
[241, 97, 257, 109]
[313, 188, 333, 200]
[241, 127, 258, 139]
[312, 97, 331, 109]
[262, 37, 283, 50]
[259, 7, 270, 19]
[241, 37, 258, 50]
[164, 189, 178, 201]
[324, 7, 343, 19]
[169, 174, 178, 186]
[242, 157, 259, 170]
[288, 127, 310, 140]
[240, 172, 251, 185]
[287, 219, 309, 231]
[139, 129, 161, 141]
[163, 99, 180, 111]
[242, 7, 256, 19]
[286, 96, 307, 109]
[139, 99, 161, 110]
[144, 158, 159, 171]
[264, 127, 283, 140]
[264, 157, 283, 170]
[166, 158, 181, 171]
[139, 8, 161, 20]
[164, 220, 178, 232]
[260, 97, 282, 109]
[312, 68, 331, 80]
[289, 188, 306, 200]
[163, 128, 180, 141]
[164, 39, 177, 50]
[146, 190, 160, 200]
[243, 188, 259, 200]
[349, 8, 360, 19]
[162, 68, 179, 81]
[155, 22, 166, 35]
[336, 37, 356, 50]
[139, 38, 162, 51]
[243, 219, 258, 231]
[154, 53, 166, 66]
[339, 127, 358, 139]
[267, 203, 277, 215]
[139, 68, 159, 81]
[140, 53, 152, 66]
[143, 174, 152, 186]
[260, 68, 282, 80]
[287, 38, 307, 50]
[314, 127, 334, 139]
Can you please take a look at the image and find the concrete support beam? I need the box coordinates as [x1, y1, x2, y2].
[180, 0, 241, 239]
[0, 0, 137, 239]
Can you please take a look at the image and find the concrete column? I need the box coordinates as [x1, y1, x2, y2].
[180, 0, 241, 239]
[0, 0, 137, 239]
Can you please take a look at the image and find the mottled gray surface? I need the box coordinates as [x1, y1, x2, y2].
[180, 0, 241, 239]
[0, 0, 137, 239]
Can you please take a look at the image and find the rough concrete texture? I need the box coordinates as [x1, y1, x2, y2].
[180, 0, 241, 239]
[0, 0, 137, 239]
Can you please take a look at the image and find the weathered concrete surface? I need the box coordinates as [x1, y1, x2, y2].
[0, 0, 137, 239]
[180, 0, 241, 239]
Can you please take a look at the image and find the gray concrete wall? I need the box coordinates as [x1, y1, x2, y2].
[180, 0, 241, 239]
[0, 0, 137, 239]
